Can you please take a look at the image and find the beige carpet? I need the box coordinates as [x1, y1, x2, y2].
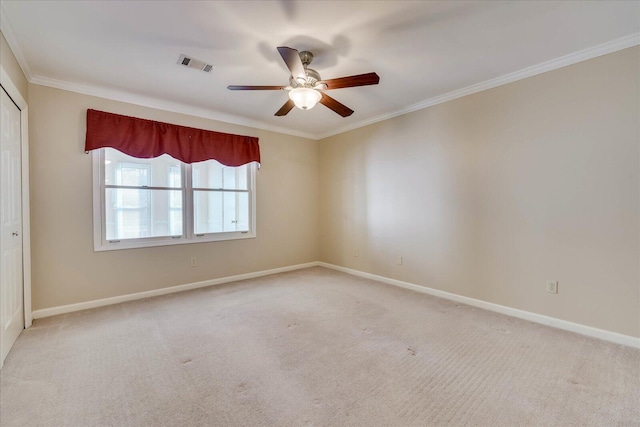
[1, 267, 639, 426]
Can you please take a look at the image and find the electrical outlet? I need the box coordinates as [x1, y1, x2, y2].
[397, 255, 403, 265]
[191, 257, 197, 267]
[547, 281, 558, 294]
[354, 248, 359, 257]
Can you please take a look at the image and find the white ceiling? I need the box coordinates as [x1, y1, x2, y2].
[1, 1, 639, 139]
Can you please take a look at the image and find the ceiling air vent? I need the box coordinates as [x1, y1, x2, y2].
[177, 54, 214, 73]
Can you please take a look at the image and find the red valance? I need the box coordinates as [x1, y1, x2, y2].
[85, 109, 260, 166]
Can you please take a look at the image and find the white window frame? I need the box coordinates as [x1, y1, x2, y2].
[92, 148, 256, 251]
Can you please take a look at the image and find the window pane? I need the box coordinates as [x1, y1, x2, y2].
[193, 191, 222, 234]
[95, 148, 256, 251]
[105, 149, 182, 188]
[193, 190, 249, 234]
[105, 188, 183, 240]
[224, 192, 249, 232]
[192, 160, 248, 190]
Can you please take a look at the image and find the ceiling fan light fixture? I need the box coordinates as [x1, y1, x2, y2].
[288, 87, 321, 110]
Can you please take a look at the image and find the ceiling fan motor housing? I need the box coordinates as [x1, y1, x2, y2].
[289, 50, 322, 87]
[290, 67, 321, 88]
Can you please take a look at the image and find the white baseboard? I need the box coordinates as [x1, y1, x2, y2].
[32, 262, 320, 319]
[319, 262, 640, 349]
[31, 260, 639, 349]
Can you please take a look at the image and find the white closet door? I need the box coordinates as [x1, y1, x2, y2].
[0, 87, 24, 367]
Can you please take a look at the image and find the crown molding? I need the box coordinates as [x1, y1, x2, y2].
[29, 75, 318, 140]
[316, 32, 640, 140]
[0, 2, 33, 81]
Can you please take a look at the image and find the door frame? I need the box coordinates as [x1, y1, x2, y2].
[1, 65, 32, 328]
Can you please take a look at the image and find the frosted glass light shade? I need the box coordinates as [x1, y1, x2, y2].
[288, 88, 321, 110]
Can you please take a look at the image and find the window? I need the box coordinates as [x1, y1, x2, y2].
[93, 148, 256, 251]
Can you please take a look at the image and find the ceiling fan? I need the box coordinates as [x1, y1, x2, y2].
[228, 47, 380, 117]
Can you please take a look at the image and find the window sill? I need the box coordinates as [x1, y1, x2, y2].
[93, 232, 256, 252]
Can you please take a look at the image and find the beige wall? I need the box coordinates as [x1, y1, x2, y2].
[25, 45, 640, 338]
[319, 47, 640, 337]
[28, 84, 319, 310]
[1, 31, 28, 102]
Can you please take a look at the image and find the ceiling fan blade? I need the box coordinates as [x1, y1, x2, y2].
[320, 72, 380, 90]
[277, 46, 306, 82]
[275, 99, 295, 116]
[227, 85, 286, 90]
[319, 93, 354, 117]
